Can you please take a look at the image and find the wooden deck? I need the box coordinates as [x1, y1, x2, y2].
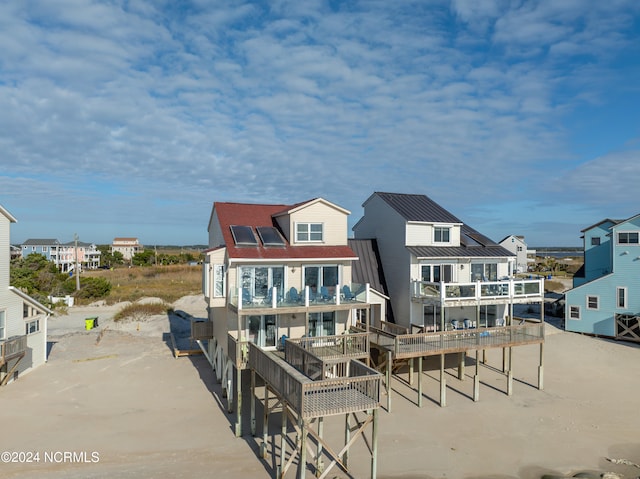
[360, 322, 544, 360]
[0, 335, 27, 386]
[248, 342, 381, 419]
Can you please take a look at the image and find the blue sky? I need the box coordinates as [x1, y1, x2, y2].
[1, 0, 639, 247]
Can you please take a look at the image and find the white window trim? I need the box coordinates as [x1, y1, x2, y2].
[569, 305, 581, 320]
[433, 225, 452, 245]
[616, 286, 627, 309]
[617, 231, 640, 245]
[295, 222, 324, 243]
[586, 295, 599, 310]
[25, 319, 40, 335]
[0, 310, 5, 340]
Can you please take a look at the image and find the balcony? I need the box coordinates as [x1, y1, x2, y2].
[228, 283, 370, 314]
[248, 342, 381, 419]
[411, 278, 544, 306]
[0, 335, 27, 367]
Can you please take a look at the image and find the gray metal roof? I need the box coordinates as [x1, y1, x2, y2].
[348, 238, 388, 295]
[407, 245, 514, 259]
[22, 239, 60, 245]
[374, 192, 462, 224]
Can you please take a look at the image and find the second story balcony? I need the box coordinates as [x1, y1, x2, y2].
[411, 278, 544, 306]
[228, 283, 370, 314]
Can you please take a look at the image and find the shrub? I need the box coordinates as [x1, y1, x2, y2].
[113, 302, 172, 322]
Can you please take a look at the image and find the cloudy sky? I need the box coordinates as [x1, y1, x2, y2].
[1, 1, 639, 247]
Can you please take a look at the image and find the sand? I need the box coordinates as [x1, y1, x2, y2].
[1, 294, 639, 479]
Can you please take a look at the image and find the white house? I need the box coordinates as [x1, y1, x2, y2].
[1, 205, 51, 385]
[499, 235, 530, 274]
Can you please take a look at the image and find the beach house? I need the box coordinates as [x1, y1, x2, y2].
[200, 198, 385, 437]
[499, 234, 532, 273]
[564, 214, 640, 341]
[1, 206, 52, 385]
[352, 192, 546, 408]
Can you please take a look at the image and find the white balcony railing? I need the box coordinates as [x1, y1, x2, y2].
[229, 283, 370, 310]
[411, 278, 544, 304]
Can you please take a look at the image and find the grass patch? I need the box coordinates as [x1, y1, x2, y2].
[544, 280, 566, 293]
[113, 302, 173, 322]
[82, 264, 201, 305]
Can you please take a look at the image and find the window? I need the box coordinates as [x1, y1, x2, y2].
[421, 264, 453, 283]
[247, 315, 277, 348]
[240, 266, 285, 301]
[0, 310, 5, 339]
[296, 223, 323, 242]
[617, 232, 639, 244]
[517, 246, 523, 252]
[213, 264, 225, 298]
[304, 265, 339, 290]
[309, 312, 335, 337]
[434, 226, 450, 243]
[617, 287, 627, 309]
[591, 237, 600, 246]
[587, 295, 599, 310]
[569, 306, 580, 320]
[471, 263, 498, 281]
[42, 246, 48, 252]
[25, 320, 40, 335]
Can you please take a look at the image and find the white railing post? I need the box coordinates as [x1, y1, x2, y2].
[304, 285, 309, 306]
[271, 286, 277, 308]
[237, 288, 243, 310]
[365, 283, 370, 303]
[336, 283, 341, 305]
[440, 282, 445, 303]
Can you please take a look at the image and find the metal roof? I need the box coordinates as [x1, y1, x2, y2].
[347, 238, 388, 295]
[407, 245, 514, 259]
[374, 192, 462, 224]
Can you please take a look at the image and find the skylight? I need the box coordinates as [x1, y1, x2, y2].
[256, 226, 285, 246]
[230, 225, 258, 246]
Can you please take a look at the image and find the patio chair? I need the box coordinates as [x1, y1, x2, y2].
[342, 285, 356, 301]
[463, 318, 472, 329]
[242, 288, 252, 305]
[288, 287, 301, 303]
[320, 286, 331, 301]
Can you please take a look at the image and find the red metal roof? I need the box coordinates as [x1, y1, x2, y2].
[213, 202, 357, 261]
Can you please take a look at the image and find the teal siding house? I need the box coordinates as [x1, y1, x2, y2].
[565, 214, 640, 340]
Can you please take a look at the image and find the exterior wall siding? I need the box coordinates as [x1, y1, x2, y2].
[289, 202, 348, 246]
[354, 195, 411, 326]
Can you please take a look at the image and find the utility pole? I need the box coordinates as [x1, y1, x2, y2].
[74, 233, 80, 291]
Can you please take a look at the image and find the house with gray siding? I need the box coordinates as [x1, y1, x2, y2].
[353, 192, 544, 331]
[499, 235, 531, 273]
[1, 206, 51, 385]
[565, 214, 640, 340]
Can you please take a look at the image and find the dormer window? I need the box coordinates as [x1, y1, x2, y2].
[296, 223, 323, 242]
[434, 226, 450, 243]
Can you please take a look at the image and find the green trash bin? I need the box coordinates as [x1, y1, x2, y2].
[85, 317, 98, 330]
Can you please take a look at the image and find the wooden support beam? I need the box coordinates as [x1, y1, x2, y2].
[473, 349, 480, 402]
[250, 370, 256, 436]
[417, 356, 423, 408]
[408, 358, 414, 386]
[299, 417, 307, 479]
[457, 352, 465, 380]
[439, 353, 446, 407]
[371, 409, 378, 479]
[261, 386, 269, 458]
[507, 347, 513, 396]
[538, 342, 544, 390]
[235, 367, 242, 437]
[316, 417, 325, 476]
[386, 350, 392, 412]
[344, 413, 350, 469]
[278, 406, 287, 479]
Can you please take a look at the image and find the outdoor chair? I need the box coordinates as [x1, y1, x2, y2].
[242, 288, 252, 305]
[287, 287, 301, 303]
[342, 285, 356, 301]
[320, 286, 331, 301]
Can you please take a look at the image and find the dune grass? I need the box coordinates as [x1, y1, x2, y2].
[82, 264, 202, 305]
[113, 301, 173, 322]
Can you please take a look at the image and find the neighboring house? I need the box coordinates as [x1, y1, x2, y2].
[565, 214, 640, 341]
[21, 238, 101, 272]
[499, 235, 531, 273]
[10, 245, 21, 260]
[21, 238, 60, 262]
[353, 192, 545, 331]
[57, 241, 101, 272]
[201, 198, 383, 436]
[111, 237, 143, 261]
[1, 206, 51, 385]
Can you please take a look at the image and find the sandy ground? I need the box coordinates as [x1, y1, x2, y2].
[2, 294, 640, 479]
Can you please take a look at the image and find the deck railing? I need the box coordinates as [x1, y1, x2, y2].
[0, 335, 27, 363]
[353, 322, 544, 358]
[249, 343, 381, 418]
[286, 332, 370, 361]
[412, 278, 544, 304]
[228, 334, 250, 369]
[229, 283, 370, 311]
[191, 320, 213, 340]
